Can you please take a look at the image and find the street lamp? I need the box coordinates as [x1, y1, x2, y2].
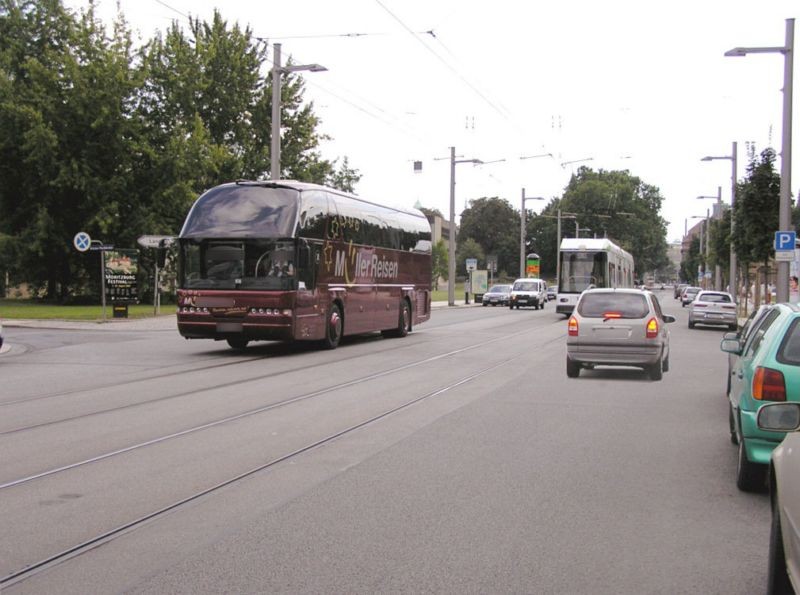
[520, 189, 545, 277]
[698, 188, 723, 289]
[725, 18, 794, 302]
[448, 147, 483, 306]
[690, 212, 710, 287]
[271, 43, 327, 180]
[701, 142, 738, 296]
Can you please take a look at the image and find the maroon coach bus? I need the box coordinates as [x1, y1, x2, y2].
[176, 180, 432, 349]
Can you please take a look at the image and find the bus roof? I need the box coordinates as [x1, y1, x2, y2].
[231, 180, 427, 219]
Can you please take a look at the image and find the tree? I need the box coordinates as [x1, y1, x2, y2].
[0, 0, 141, 298]
[431, 239, 447, 289]
[0, 2, 361, 300]
[458, 197, 519, 276]
[734, 147, 780, 306]
[455, 237, 484, 277]
[543, 167, 669, 279]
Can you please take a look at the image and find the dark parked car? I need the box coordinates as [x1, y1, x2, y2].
[546, 286, 557, 301]
[482, 284, 512, 306]
[566, 288, 675, 380]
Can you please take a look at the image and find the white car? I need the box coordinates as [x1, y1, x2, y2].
[687, 290, 737, 330]
[757, 402, 800, 593]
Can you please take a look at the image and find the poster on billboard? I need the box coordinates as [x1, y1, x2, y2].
[104, 249, 139, 303]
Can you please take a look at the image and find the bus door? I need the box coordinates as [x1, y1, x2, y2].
[294, 240, 324, 341]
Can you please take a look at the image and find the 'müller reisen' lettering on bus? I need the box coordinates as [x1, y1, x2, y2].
[334, 248, 399, 282]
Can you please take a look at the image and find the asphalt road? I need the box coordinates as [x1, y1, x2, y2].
[0, 292, 770, 593]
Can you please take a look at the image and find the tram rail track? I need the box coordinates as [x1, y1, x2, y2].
[0, 349, 527, 589]
[1, 312, 563, 435]
[0, 320, 565, 491]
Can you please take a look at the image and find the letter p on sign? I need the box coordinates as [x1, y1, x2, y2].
[775, 231, 796, 251]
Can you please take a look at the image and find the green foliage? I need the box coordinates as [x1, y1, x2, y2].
[528, 168, 669, 279]
[455, 237, 484, 277]
[431, 239, 448, 287]
[734, 148, 780, 267]
[458, 197, 519, 275]
[0, 1, 360, 300]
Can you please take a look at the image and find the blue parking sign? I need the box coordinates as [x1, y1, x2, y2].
[775, 231, 796, 251]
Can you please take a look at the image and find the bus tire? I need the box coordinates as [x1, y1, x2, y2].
[322, 303, 343, 349]
[383, 299, 411, 338]
[227, 338, 249, 350]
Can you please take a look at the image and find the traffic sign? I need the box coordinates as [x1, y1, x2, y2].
[465, 258, 477, 272]
[73, 231, 91, 252]
[774, 231, 796, 251]
[89, 244, 114, 251]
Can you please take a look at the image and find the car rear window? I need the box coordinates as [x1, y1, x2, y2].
[777, 318, 800, 365]
[577, 293, 648, 319]
[699, 293, 731, 303]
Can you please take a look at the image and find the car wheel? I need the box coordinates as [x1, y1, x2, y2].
[322, 303, 343, 349]
[688, 320, 695, 329]
[736, 432, 766, 492]
[648, 357, 663, 381]
[226, 338, 249, 350]
[566, 356, 580, 378]
[483, 302, 488, 307]
[767, 493, 793, 595]
[663, 353, 670, 373]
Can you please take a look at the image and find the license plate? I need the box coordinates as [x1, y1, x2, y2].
[217, 322, 243, 333]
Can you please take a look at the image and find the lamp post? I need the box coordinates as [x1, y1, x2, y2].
[271, 43, 327, 180]
[448, 147, 483, 306]
[697, 187, 723, 289]
[520, 189, 545, 277]
[725, 18, 794, 303]
[690, 213, 710, 287]
[702, 142, 738, 296]
[538, 211, 576, 291]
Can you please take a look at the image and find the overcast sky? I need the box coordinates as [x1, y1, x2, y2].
[65, 0, 798, 243]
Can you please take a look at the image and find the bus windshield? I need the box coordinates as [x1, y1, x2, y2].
[180, 185, 298, 238]
[181, 239, 298, 290]
[559, 252, 608, 293]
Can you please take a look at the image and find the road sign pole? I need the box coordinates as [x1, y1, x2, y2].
[99, 249, 107, 323]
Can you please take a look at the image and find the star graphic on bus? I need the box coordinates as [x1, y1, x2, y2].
[323, 242, 334, 272]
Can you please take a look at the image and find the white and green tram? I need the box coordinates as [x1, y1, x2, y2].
[555, 238, 635, 315]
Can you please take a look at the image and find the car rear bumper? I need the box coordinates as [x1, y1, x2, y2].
[740, 407, 784, 465]
[689, 311, 737, 325]
[567, 343, 662, 367]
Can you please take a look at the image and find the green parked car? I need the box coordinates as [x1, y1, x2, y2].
[721, 303, 800, 491]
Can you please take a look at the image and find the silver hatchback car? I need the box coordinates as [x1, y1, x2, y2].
[566, 288, 676, 380]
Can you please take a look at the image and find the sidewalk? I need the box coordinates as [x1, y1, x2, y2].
[3, 300, 478, 332]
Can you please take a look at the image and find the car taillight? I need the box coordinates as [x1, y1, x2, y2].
[568, 316, 578, 336]
[602, 311, 622, 319]
[753, 367, 786, 401]
[646, 317, 659, 338]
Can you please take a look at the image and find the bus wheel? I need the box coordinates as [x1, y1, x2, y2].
[322, 304, 343, 349]
[227, 338, 249, 350]
[382, 300, 411, 338]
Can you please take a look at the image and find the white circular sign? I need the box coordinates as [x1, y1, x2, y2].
[73, 231, 92, 252]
